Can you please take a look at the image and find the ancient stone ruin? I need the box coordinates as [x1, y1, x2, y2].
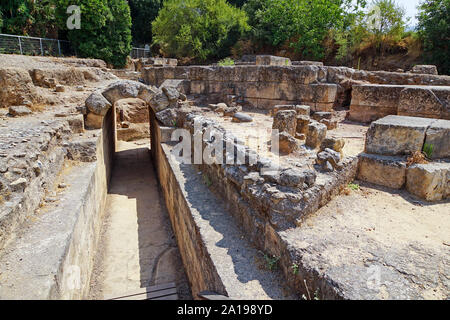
[0, 54, 448, 300]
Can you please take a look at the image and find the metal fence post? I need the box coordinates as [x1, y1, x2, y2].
[18, 36, 23, 55]
[57, 40, 61, 56]
[40, 38, 43, 55]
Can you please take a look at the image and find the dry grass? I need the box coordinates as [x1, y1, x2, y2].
[406, 151, 429, 167]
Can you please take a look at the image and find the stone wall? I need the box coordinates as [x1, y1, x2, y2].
[0, 112, 114, 299]
[349, 84, 450, 122]
[150, 109, 360, 298]
[142, 65, 450, 116]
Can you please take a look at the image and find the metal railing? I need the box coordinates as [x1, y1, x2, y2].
[131, 47, 151, 59]
[0, 33, 75, 56]
[1, 33, 151, 60]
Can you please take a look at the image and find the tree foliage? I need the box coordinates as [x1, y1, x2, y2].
[129, 0, 162, 46]
[0, 0, 57, 37]
[55, 0, 132, 67]
[417, 0, 450, 75]
[152, 0, 249, 61]
[242, 0, 365, 60]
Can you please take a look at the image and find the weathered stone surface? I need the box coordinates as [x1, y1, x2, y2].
[406, 163, 450, 201]
[424, 119, 450, 159]
[8, 106, 32, 117]
[255, 55, 291, 66]
[278, 132, 297, 154]
[358, 153, 406, 189]
[232, 112, 253, 123]
[117, 123, 150, 141]
[273, 110, 297, 136]
[223, 106, 242, 116]
[66, 139, 97, 162]
[312, 112, 332, 121]
[398, 86, 450, 119]
[85, 91, 112, 116]
[411, 65, 438, 75]
[55, 85, 65, 92]
[102, 80, 142, 104]
[155, 108, 178, 127]
[296, 115, 310, 134]
[0, 68, 39, 107]
[9, 178, 27, 192]
[85, 113, 104, 129]
[320, 137, 345, 153]
[305, 121, 327, 149]
[115, 98, 148, 123]
[320, 119, 337, 130]
[316, 148, 341, 170]
[160, 79, 190, 95]
[365, 115, 435, 156]
[279, 168, 316, 188]
[162, 85, 180, 103]
[349, 84, 404, 122]
[148, 90, 169, 112]
[270, 105, 310, 116]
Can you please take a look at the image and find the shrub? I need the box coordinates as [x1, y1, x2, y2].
[417, 0, 450, 75]
[218, 57, 235, 66]
[152, 0, 249, 61]
[55, 0, 132, 68]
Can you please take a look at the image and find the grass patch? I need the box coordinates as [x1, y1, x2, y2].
[348, 183, 360, 191]
[218, 57, 235, 66]
[263, 253, 280, 271]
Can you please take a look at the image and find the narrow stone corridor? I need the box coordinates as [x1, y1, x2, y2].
[88, 140, 191, 300]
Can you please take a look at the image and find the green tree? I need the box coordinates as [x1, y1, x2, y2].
[129, 0, 162, 46]
[0, 0, 56, 37]
[55, 0, 132, 67]
[243, 0, 365, 60]
[365, 0, 407, 38]
[152, 0, 249, 61]
[0, 0, 33, 35]
[417, 0, 450, 75]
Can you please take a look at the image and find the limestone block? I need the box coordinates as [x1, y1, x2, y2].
[278, 132, 297, 154]
[270, 105, 310, 116]
[296, 115, 310, 134]
[424, 119, 450, 159]
[411, 65, 438, 75]
[101, 80, 143, 104]
[85, 113, 104, 129]
[320, 137, 345, 153]
[115, 98, 148, 123]
[160, 79, 190, 95]
[358, 153, 406, 189]
[306, 121, 327, 149]
[406, 163, 450, 201]
[398, 86, 450, 119]
[255, 55, 291, 66]
[85, 91, 112, 116]
[349, 84, 403, 122]
[8, 106, 32, 117]
[232, 112, 253, 123]
[273, 110, 297, 136]
[365, 115, 435, 156]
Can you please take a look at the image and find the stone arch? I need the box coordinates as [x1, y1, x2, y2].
[84, 80, 183, 152]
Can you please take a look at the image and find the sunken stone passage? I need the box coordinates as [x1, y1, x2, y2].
[358, 115, 450, 201]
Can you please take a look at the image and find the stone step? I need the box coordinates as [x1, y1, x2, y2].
[365, 115, 450, 159]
